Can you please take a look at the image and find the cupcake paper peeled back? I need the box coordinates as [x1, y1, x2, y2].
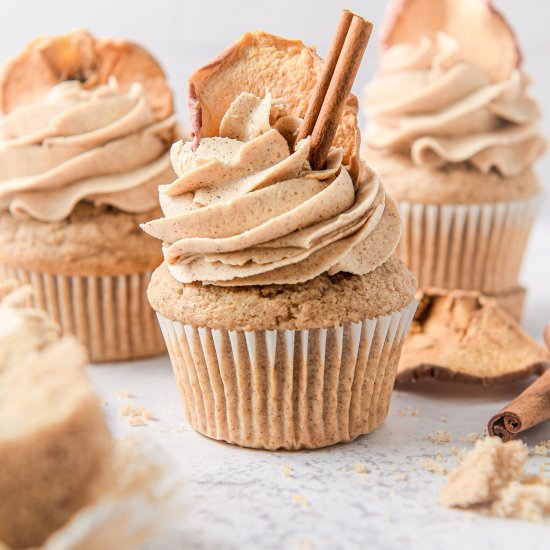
[144, 27, 418, 450]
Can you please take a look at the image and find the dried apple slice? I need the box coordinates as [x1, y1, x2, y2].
[397, 288, 549, 386]
[380, 0, 521, 82]
[0, 30, 173, 120]
[188, 31, 360, 167]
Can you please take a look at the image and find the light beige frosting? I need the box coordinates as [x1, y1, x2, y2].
[0, 79, 177, 222]
[142, 92, 401, 286]
[365, 33, 546, 177]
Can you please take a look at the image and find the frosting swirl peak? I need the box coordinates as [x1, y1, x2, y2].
[0, 79, 177, 221]
[365, 33, 545, 176]
[142, 92, 401, 286]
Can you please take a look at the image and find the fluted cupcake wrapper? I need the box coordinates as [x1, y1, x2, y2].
[397, 196, 539, 297]
[0, 265, 165, 362]
[156, 300, 418, 451]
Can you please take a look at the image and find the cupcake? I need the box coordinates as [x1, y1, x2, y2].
[0, 30, 178, 361]
[363, 0, 546, 319]
[0, 281, 113, 548]
[142, 30, 418, 450]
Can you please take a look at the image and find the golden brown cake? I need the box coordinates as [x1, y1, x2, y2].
[0, 30, 178, 361]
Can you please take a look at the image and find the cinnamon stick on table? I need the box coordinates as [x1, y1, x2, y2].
[298, 10, 373, 170]
[488, 322, 550, 441]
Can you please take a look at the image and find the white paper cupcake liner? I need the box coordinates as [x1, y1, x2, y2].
[0, 266, 164, 362]
[397, 196, 539, 295]
[156, 300, 418, 451]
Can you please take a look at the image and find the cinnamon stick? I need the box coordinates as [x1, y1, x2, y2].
[488, 328, 550, 441]
[296, 10, 354, 144]
[308, 14, 373, 170]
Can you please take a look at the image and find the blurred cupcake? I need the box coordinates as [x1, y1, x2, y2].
[0, 30, 178, 361]
[143, 31, 418, 450]
[363, 0, 546, 320]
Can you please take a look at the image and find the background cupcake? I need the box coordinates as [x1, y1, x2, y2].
[0, 30, 178, 361]
[143, 29, 418, 451]
[363, 0, 546, 320]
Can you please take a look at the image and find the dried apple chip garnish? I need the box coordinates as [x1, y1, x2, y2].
[379, 0, 521, 82]
[397, 288, 549, 386]
[188, 31, 360, 168]
[0, 29, 173, 120]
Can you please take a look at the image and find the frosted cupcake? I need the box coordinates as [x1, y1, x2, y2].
[0, 31, 178, 361]
[363, 0, 545, 319]
[143, 30, 417, 450]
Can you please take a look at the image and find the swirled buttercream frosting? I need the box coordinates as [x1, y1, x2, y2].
[0, 79, 177, 221]
[365, 33, 545, 176]
[142, 92, 401, 286]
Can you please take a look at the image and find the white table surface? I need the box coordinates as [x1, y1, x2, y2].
[87, 216, 550, 550]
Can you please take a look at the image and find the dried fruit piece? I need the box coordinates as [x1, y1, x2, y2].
[397, 288, 549, 385]
[188, 31, 360, 167]
[0, 30, 172, 120]
[379, 0, 521, 82]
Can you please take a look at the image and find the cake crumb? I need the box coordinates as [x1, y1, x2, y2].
[440, 437, 550, 522]
[294, 539, 315, 549]
[128, 416, 146, 427]
[438, 416, 448, 423]
[449, 447, 459, 456]
[142, 409, 155, 421]
[459, 433, 481, 443]
[292, 494, 309, 508]
[530, 445, 548, 457]
[420, 458, 446, 475]
[395, 472, 407, 482]
[282, 465, 293, 478]
[398, 407, 420, 417]
[426, 431, 452, 445]
[537, 440, 550, 449]
[117, 390, 133, 398]
[120, 403, 133, 417]
[353, 463, 369, 474]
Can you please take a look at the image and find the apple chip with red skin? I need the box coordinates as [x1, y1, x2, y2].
[379, 0, 521, 82]
[0, 30, 173, 120]
[188, 31, 361, 169]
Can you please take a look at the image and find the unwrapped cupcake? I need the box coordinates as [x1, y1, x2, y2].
[363, 0, 546, 320]
[142, 29, 418, 450]
[0, 30, 178, 361]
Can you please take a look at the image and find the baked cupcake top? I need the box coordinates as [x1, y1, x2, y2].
[0, 30, 177, 222]
[364, 0, 546, 177]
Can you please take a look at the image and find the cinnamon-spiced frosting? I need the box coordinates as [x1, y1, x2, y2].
[365, 33, 546, 176]
[142, 92, 401, 286]
[0, 79, 177, 222]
